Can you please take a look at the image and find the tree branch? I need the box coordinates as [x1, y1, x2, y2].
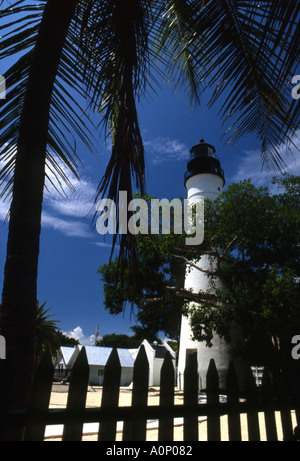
[141, 283, 218, 305]
[172, 254, 215, 275]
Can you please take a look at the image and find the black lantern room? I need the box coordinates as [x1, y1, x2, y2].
[184, 139, 225, 187]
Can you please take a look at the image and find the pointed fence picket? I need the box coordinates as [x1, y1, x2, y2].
[62, 347, 90, 441]
[226, 361, 241, 441]
[206, 359, 221, 441]
[0, 356, 12, 440]
[183, 352, 198, 441]
[245, 366, 261, 441]
[24, 352, 54, 441]
[158, 351, 174, 441]
[98, 347, 121, 441]
[278, 374, 294, 441]
[1, 344, 300, 442]
[262, 370, 278, 441]
[123, 345, 149, 441]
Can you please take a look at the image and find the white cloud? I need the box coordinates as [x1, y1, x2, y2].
[41, 211, 92, 238]
[93, 241, 120, 249]
[231, 149, 273, 186]
[43, 154, 98, 217]
[0, 149, 98, 238]
[144, 136, 189, 165]
[41, 171, 98, 239]
[231, 133, 300, 189]
[0, 199, 10, 221]
[45, 179, 96, 219]
[0, 194, 95, 239]
[63, 326, 95, 346]
[42, 157, 100, 238]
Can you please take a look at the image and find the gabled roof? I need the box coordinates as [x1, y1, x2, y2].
[59, 346, 77, 366]
[148, 341, 176, 360]
[151, 344, 170, 359]
[117, 348, 135, 367]
[79, 345, 134, 368]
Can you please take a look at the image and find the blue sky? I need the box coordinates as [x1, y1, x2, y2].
[0, 76, 300, 346]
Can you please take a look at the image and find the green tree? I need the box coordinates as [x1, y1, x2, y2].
[0, 1, 300, 439]
[55, 330, 79, 348]
[0, 0, 90, 437]
[197, 176, 299, 348]
[0, 300, 64, 362]
[98, 197, 186, 341]
[99, 176, 300, 372]
[96, 333, 142, 349]
[187, 175, 300, 384]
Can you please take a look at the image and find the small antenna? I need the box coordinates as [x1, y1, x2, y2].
[95, 325, 99, 345]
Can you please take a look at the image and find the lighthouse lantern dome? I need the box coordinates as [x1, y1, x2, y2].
[184, 139, 225, 187]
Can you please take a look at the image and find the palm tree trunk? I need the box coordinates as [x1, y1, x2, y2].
[0, 0, 78, 440]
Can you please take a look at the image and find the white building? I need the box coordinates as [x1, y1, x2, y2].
[54, 340, 177, 387]
[54, 346, 77, 379]
[55, 345, 134, 386]
[129, 340, 176, 387]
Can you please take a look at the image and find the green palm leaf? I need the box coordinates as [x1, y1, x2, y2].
[189, 0, 300, 170]
[0, 0, 95, 202]
[1, 0, 299, 262]
[155, 0, 205, 104]
[78, 0, 163, 261]
[35, 301, 60, 357]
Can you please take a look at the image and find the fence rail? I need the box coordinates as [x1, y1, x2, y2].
[1, 346, 299, 441]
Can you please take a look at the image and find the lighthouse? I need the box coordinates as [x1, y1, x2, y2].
[177, 139, 234, 390]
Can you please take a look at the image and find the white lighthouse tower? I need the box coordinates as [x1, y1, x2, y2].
[177, 139, 233, 390]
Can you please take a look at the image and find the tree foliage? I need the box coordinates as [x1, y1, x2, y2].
[98, 193, 187, 341]
[36, 301, 80, 357]
[189, 175, 300, 365]
[1, 1, 300, 261]
[96, 333, 142, 349]
[99, 176, 300, 364]
[55, 330, 79, 348]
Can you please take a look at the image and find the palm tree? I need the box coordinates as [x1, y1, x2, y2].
[35, 301, 61, 364]
[0, 0, 86, 439]
[0, 0, 299, 440]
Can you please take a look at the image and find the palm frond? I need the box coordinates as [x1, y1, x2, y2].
[191, 0, 300, 170]
[0, 0, 96, 202]
[35, 301, 60, 356]
[1, 0, 300, 270]
[77, 0, 162, 263]
[155, 0, 205, 105]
